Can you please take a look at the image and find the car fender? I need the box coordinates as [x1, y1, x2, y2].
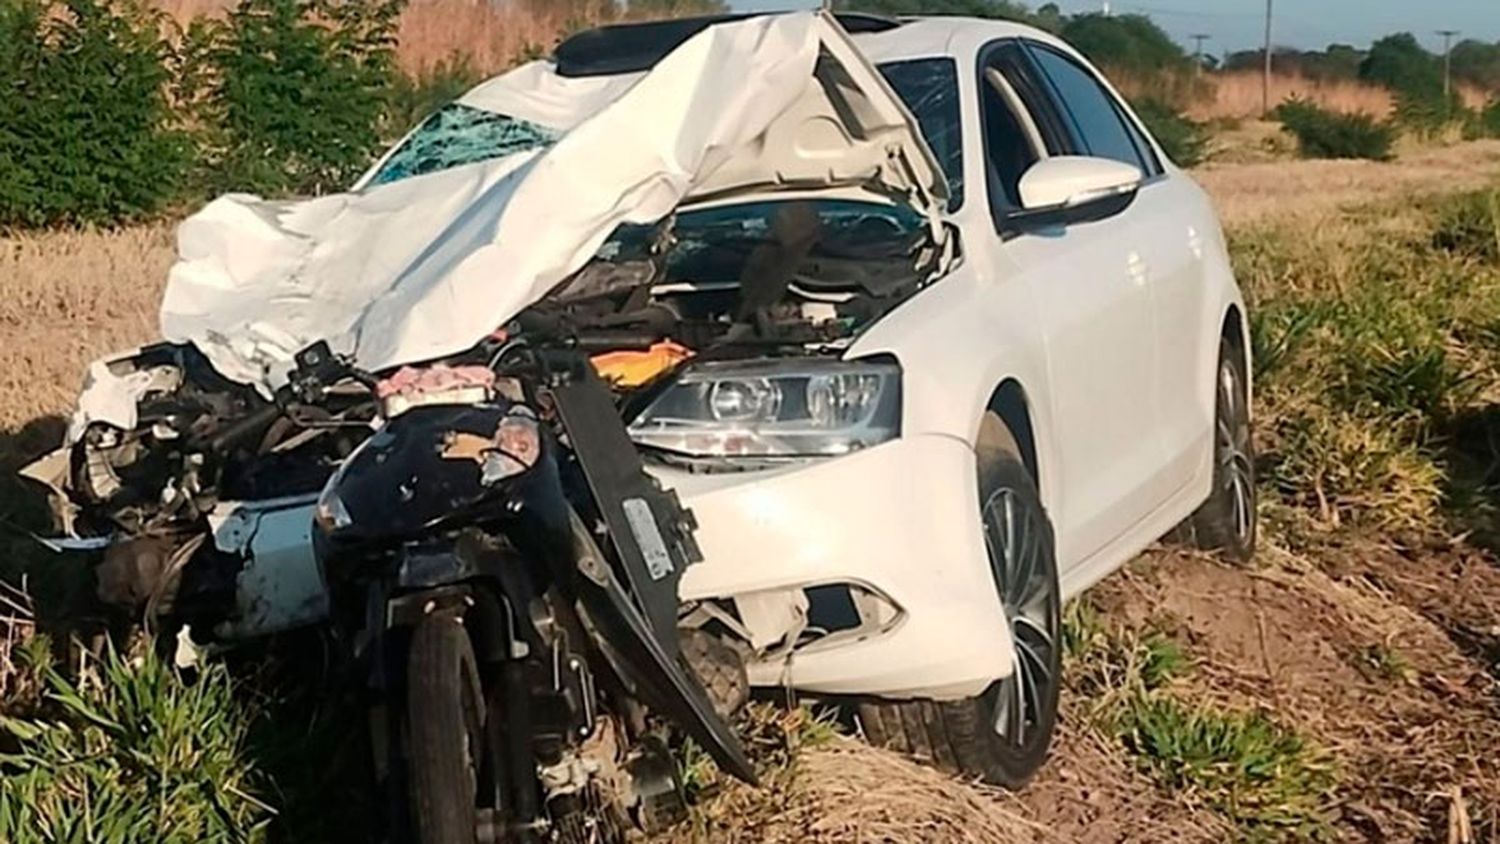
[846, 260, 1060, 513]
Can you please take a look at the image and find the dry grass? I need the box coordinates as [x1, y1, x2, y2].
[393, 0, 616, 74]
[1194, 71, 1395, 121]
[1195, 138, 1500, 228]
[148, 0, 723, 74]
[671, 737, 1051, 843]
[0, 224, 171, 438]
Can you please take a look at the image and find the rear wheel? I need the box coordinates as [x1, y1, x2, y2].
[407, 614, 485, 844]
[1177, 339, 1257, 562]
[860, 415, 1061, 788]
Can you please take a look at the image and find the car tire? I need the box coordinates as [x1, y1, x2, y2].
[406, 614, 484, 844]
[1176, 338, 1257, 562]
[859, 414, 1061, 789]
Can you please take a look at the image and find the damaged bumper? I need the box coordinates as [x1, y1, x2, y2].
[666, 434, 1013, 701]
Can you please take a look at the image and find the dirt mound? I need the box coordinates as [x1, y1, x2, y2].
[1091, 547, 1500, 841]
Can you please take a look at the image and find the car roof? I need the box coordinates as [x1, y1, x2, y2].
[553, 12, 902, 77]
[553, 13, 1053, 77]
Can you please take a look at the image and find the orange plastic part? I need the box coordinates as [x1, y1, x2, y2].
[590, 340, 694, 388]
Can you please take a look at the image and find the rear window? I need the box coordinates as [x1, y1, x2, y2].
[368, 104, 558, 187]
[879, 58, 964, 211]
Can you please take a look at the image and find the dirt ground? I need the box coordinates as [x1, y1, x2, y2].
[6, 141, 1500, 843]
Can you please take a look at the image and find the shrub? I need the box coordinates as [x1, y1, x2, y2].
[1131, 98, 1208, 167]
[385, 54, 485, 138]
[184, 0, 403, 197]
[0, 0, 190, 227]
[0, 645, 273, 842]
[1393, 89, 1469, 137]
[1273, 98, 1395, 161]
[1473, 100, 1500, 139]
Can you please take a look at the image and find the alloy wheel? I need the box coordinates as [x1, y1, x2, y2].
[981, 487, 1059, 748]
[1217, 359, 1255, 548]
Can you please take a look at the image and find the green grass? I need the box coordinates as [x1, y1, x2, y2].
[0, 641, 274, 843]
[1065, 603, 1336, 841]
[1114, 697, 1337, 841]
[1237, 188, 1500, 536]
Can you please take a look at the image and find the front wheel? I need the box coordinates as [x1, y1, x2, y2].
[861, 421, 1061, 788]
[407, 614, 485, 844]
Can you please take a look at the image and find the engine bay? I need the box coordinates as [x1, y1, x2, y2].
[18, 194, 949, 645]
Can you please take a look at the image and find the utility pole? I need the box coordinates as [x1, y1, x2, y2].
[1262, 0, 1274, 117]
[1190, 33, 1211, 77]
[1437, 29, 1460, 120]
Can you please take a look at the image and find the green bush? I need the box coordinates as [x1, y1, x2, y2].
[0, 644, 273, 843]
[1131, 98, 1207, 167]
[1468, 100, 1500, 140]
[1273, 98, 1395, 161]
[184, 0, 403, 197]
[385, 55, 485, 138]
[0, 0, 191, 227]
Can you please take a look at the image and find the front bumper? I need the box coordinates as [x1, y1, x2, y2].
[658, 434, 1014, 701]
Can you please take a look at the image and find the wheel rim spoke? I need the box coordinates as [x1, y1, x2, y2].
[1009, 648, 1027, 745]
[982, 479, 1059, 749]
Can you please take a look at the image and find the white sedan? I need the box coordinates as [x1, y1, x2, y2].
[25, 12, 1252, 789]
[652, 13, 1255, 786]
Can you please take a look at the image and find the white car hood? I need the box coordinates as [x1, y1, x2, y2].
[159, 12, 948, 396]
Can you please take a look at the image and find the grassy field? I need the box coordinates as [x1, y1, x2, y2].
[4, 143, 1500, 841]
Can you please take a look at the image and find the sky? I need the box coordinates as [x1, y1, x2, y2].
[729, 1, 1500, 55]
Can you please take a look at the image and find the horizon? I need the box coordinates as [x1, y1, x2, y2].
[728, 1, 1500, 57]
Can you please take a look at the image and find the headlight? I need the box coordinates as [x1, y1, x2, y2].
[627, 359, 900, 458]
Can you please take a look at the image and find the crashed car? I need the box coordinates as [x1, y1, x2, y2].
[23, 8, 1254, 812]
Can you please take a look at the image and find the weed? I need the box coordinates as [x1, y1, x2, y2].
[1114, 697, 1337, 841]
[0, 643, 273, 843]
[1067, 617, 1335, 840]
[1238, 189, 1500, 534]
[1139, 632, 1190, 688]
[1431, 189, 1500, 264]
[1066, 611, 1192, 722]
[1356, 643, 1415, 683]
[679, 703, 840, 802]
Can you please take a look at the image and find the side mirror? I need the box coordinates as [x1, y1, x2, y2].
[1008, 156, 1143, 231]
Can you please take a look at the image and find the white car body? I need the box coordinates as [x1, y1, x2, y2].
[26, 14, 1246, 706]
[672, 17, 1246, 700]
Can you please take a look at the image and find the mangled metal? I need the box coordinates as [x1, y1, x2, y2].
[18, 16, 963, 835]
[158, 11, 949, 396]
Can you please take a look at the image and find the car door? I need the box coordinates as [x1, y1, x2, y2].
[977, 40, 1171, 569]
[1023, 41, 1211, 500]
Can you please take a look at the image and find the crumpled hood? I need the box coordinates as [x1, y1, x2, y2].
[160, 12, 948, 396]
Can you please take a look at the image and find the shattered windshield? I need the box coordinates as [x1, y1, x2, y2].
[368, 103, 559, 187]
[879, 58, 963, 211]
